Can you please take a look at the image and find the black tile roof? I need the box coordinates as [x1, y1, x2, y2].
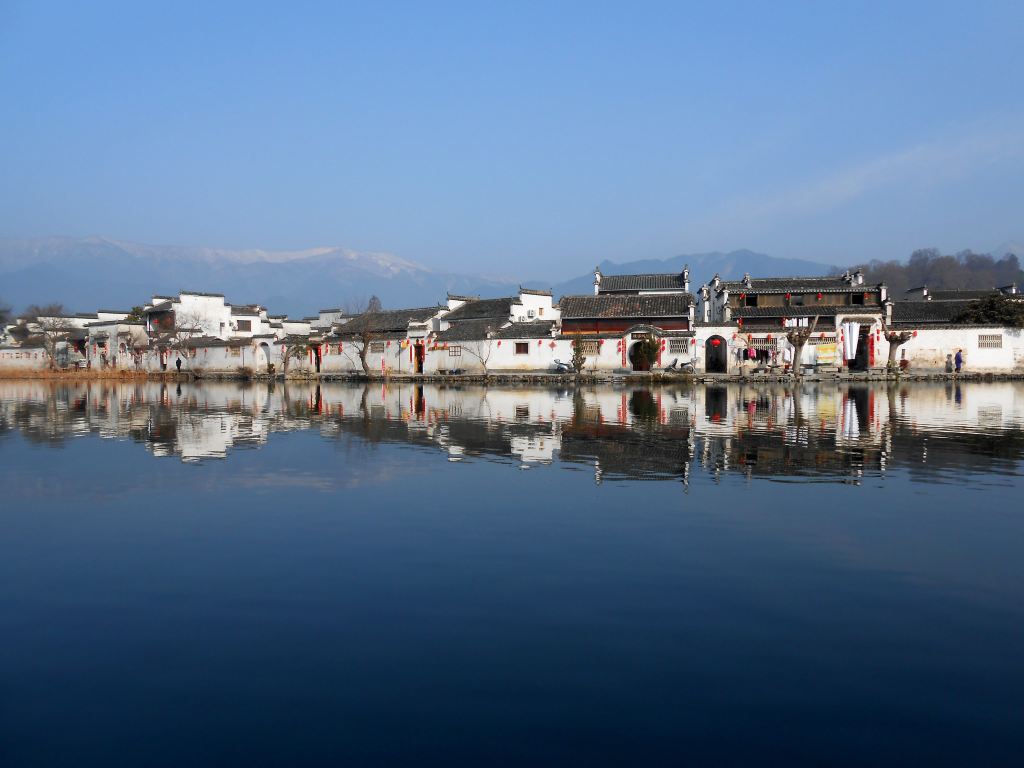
[913, 289, 1001, 301]
[718, 276, 879, 293]
[435, 318, 503, 342]
[493, 321, 556, 339]
[230, 305, 261, 315]
[336, 307, 439, 335]
[598, 273, 688, 292]
[891, 300, 974, 323]
[443, 297, 513, 321]
[560, 294, 692, 319]
[731, 305, 878, 319]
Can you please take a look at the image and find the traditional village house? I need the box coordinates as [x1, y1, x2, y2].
[429, 289, 560, 374]
[322, 306, 446, 376]
[696, 271, 888, 373]
[550, 267, 697, 372]
[887, 288, 1024, 372]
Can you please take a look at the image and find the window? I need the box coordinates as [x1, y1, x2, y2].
[851, 293, 865, 305]
[669, 339, 688, 353]
[369, 342, 385, 353]
[236, 319, 252, 332]
[580, 339, 600, 356]
[808, 335, 838, 346]
[514, 342, 529, 355]
[790, 294, 805, 306]
[538, 307, 544, 316]
[229, 346, 241, 357]
[449, 345, 462, 357]
[527, 309, 535, 318]
[515, 405, 530, 421]
[744, 295, 758, 307]
[978, 334, 1002, 348]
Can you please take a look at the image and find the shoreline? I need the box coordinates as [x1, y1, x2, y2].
[2, 369, 1023, 384]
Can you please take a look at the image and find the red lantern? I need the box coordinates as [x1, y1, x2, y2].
[737, 318, 744, 327]
[785, 293, 791, 300]
[817, 292, 823, 300]
[710, 338, 721, 347]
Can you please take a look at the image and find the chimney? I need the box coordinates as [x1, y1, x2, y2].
[682, 264, 690, 293]
[742, 272, 752, 288]
[854, 268, 864, 286]
[712, 273, 720, 290]
[593, 266, 602, 296]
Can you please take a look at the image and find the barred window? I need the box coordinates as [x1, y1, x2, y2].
[978, 334, 1002, 349]
[669, 339, 688, 353]
[749, 337, 779, 351]
[448, 345, 462, 357]
[580, 340, 600, 356]
[229, 346, 241, 357]
[807, 335, 838, 346]
[369, 342, 385, 353]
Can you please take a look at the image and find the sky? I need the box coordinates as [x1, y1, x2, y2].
[1, 0, 1023, 280]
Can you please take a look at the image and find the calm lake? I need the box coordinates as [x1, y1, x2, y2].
[1, 379, 1023, 766]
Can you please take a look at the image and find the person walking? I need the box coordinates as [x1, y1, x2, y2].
[954, 349, 964, 374]
[175, 357, 182, 374]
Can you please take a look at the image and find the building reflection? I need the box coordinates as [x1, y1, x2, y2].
[2, 379, 1023, 482]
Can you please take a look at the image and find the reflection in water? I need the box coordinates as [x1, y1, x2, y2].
[2, 379, 1023, 483]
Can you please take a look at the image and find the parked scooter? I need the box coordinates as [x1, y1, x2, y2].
[552, 359, 573, 373]
[663, 357, 696, 374]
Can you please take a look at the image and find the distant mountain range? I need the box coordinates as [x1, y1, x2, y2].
[0, 237, 838, 316]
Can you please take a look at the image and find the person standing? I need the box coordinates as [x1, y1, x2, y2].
[945, 353, 954, 373]
[175, 357, 182, 374]
[954, 349, 964, 374]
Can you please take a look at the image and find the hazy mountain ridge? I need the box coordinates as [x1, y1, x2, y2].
[0, 237, 837, 316]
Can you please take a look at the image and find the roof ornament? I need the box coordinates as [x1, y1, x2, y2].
[742, 272, 752, 288]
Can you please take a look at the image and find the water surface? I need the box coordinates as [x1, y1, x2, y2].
[1, 380, 1023, 766]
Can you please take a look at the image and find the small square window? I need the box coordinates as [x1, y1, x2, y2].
[851, 293, 865, 305]
[744, 295, 758, 307]
[514, 342, 529, 355]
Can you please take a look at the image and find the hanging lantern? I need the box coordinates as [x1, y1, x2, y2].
[817, 292, 823, 300]
[785, 293, 791, 300]
[537, 339, 542, 345]
[710, 338, 721, 347]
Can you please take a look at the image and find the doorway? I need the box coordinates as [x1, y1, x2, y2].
[414, 342, 425, 374]
[705, 336, 727, 373]
[628, 337, 657, 371]
[849, 328, 870, 372]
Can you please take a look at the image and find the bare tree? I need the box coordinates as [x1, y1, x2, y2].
[461, 331, 494, 375]
[336, 305, 385, 377]
[785, 316, 820, 378]
[280, 339, 310, 375]
[164, 311, 205, 371]
[24, 303, 74, 369]
[880, 322, 914, 372]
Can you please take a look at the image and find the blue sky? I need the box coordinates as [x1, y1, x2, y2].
[1, 0, 1022, 278]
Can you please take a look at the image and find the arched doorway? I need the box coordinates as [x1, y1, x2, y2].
[628, 337, 657, 371]
[705, 336, 727, 373]
[258, 342, 271, 373]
